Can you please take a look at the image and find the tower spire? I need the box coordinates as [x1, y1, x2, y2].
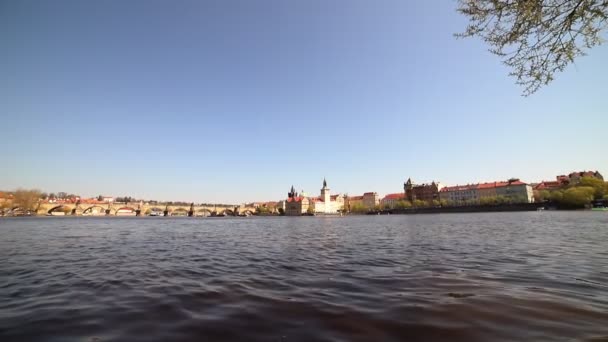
[323, 177, 327, 188]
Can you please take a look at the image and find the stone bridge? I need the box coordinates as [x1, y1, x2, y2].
[34, 202, 257, 217]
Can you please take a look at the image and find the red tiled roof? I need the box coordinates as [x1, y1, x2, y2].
[569, 171, 595, 178]
[383, 193, 405, 200]
[534, 181, 562, 190]
[442, 180, 528, 192]
[441, 184, 477, 192]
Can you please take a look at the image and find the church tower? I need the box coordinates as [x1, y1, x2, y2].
[320, 178, 330, 205]
[404, 177, 414, 201]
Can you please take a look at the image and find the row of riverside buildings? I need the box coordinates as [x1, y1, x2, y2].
[378, 177, 533, 208]
[278, 171, 603, 215]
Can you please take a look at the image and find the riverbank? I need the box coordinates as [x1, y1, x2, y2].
[364, 203, 545, 215]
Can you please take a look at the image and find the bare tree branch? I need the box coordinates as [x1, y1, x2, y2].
[456, 0, 608, 96]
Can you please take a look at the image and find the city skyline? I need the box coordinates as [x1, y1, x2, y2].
[2, 170, 604, 205]
[1, 1, 607, 203]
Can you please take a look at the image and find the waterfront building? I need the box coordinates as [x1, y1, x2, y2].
[362, 192, 380, 208]
[440, 178, 534, 205]
[381, 193, 405, 209]
[404, 178, 443, 202]
[476, 182, 497, 200]
[345, 192, 379, 211]
[284, 179, 345, 215]
[535, 171, 603, 191]
[344, 195, 363, 210]
[439, 184, 479, 204]
[310, 179, 345, 214]
[534, 174, 570, 191]
[567, 170, 604, 184]
[285, 186, 310, 216]
[494, 178, 533, 202]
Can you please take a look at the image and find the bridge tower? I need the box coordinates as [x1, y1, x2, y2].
[188, 203, 194, 217]
[72, 199, 81, 215]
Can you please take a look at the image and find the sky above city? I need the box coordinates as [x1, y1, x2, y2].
[1, 0, 606, 203]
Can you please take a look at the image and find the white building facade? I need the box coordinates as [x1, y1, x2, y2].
[311, 179, 345, 214]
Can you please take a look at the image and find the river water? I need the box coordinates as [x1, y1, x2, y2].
[1, 213, 607, 341]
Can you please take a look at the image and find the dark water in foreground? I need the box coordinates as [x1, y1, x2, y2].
[1, 213, 607, 342]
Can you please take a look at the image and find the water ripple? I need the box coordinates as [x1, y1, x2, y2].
[1, 212, 607, 341]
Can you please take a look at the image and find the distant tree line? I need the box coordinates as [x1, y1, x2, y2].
[347, 195, 533, 213]
[534, 177, 608, 208]
[1, 189, 42, 212]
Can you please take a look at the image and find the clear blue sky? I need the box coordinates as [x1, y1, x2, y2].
[1, 0, 606, 203]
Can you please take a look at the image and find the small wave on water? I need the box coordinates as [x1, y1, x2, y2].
[1, 213, 608, 341]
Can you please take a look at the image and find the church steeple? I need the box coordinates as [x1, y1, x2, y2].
[405, 178, 413, 190]
[288, 185, 297, 199]
[323, 177, 327, 188]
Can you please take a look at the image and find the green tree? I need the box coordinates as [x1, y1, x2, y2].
[579, 177, 606, 199]
[550, 190, 564, 202]
[256, 206, 270, 214]
[395, 200, 412, 209]
[350, 202, 367, 213]
[464, 198, 479, 206]
[413, 199, 427, 208]
[457, 0, 608, 96]
[306, 206, 315, 215]
[562, 186, 595, 207]
[536, 190, 551, 202]
[493, 196, 507, 205]
[480, 196, 497, 206]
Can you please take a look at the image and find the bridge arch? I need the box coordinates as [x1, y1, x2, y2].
[146, 207, 164, 216]
[48, 205, 70, 216]
[170, 208, 189, 216]
[220, 208, 235, 216]
[9, 207, 25, 215]
[195, 208, 212, 217]
[115, 207, 136, 216]
[83, 206, 106, 216]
